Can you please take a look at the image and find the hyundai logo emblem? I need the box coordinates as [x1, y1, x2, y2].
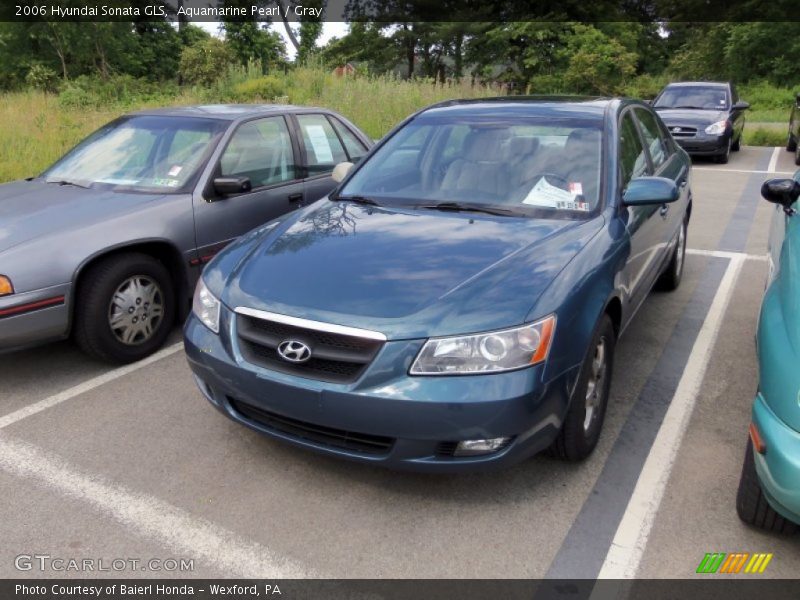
[277, 340, 311, 363]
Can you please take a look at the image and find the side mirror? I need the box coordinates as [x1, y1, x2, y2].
[761, 178, 800, 213]
[623, 177, 680, 206]
[331, 161, 354, 183]
[733, 101, 750, 110]
[213, 177, 251, 196]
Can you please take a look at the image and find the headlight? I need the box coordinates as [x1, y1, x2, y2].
[192, 278, 220, 333]
[410, 315, 556, 375]
[705, 120, 729, 135]
[0, 275, 13, 296]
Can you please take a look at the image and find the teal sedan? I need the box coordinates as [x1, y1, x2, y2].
[736, 172, 800, 534]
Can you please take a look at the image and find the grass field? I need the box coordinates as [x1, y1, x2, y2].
[0, 69, 500, 183]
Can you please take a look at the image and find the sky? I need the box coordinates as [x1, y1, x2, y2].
[196, 21, 349, 59]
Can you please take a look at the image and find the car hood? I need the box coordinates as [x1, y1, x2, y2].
[219, 200, 604, 339]
[655, 108, 728, 128]
[0, 180, 166, 253]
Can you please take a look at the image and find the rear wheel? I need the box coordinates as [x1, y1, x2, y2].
[550, 315, 615, 461]
[656, 217, 687, 291]
[736, 438, 797, 534]
[731, 132, 741, 152]
[74, 253, 175, 364]
[787, 132, 797, 152]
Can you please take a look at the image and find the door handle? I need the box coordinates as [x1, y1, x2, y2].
[288, 193, 303, 203]
[679, 179, 688, 188]
[660, 204, 669, 217]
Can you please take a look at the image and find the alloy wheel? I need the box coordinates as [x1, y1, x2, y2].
[583, 336, 607, 432]
[107, 275, 164, 345]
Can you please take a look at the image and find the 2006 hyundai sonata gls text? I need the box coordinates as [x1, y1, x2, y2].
[184, 98, 692, 471]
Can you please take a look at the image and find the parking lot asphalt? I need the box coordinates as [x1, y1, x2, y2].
[1, 146, 798, 580]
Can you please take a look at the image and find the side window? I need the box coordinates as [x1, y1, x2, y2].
[296, 114, 348, 175]
[619, 112, 648, 190]
[219, 117, 296, 189]
[329, 117, 368, 162]
[634, 108, 670, 170]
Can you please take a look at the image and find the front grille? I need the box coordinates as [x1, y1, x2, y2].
[435, 441, 459, 456]
[669, 126, 697, 138]
[229, 398, 394, 455]
[236, 312, 384, 384]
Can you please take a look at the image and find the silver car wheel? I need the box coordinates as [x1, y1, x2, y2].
[583, 337, 607, 432]
[107, 275, 164, 346]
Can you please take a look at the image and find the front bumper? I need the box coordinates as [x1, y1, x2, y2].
[672, 133, 730, 156]
[0, 283, 71, 353]
[183, 311, 579, 472]
[752, 392, 800, 524]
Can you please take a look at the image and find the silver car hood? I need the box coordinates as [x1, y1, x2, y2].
[0, 180, 167, 253]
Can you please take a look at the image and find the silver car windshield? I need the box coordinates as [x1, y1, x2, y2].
[339, 117, 603, 216]
[42, 115, 227, 192]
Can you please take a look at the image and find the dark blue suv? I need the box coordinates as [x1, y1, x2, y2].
[184, 98, 692, 471]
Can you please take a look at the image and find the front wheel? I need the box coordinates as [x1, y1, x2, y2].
[716, 138, 731, 164]
[74, 253, 175, 364]
[656, 218, 687, 291]
[550, 314, 615, 461]
[736, 438, 797, 534]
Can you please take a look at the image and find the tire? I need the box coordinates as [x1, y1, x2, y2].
[656, 217, 687, 291]
[736, 438, 797, 534]
[731, 133, 741, 152]
[795, 143, 800, 166]
[715, 138, 731, 164]
[74, 253, 175, 364]
[550, 314, 615, 461]
[787, 133, 797, 153]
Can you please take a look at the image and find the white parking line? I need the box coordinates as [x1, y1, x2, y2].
[0, 343, 183, 430]
[596, 253, 745, 579]
[686, 248, 767, 261]
[692, 167, 794, 175]
[767, 146, 781, 174]
[0, 434, 311, 578]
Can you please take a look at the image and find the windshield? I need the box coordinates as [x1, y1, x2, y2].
[42, 115, 227, 192]
[654, 86, 729, 110]
[339, 116, 604, 217]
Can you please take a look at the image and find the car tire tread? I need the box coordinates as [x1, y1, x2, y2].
[736, 438, 797, 535]
[550, 314, 615, 462]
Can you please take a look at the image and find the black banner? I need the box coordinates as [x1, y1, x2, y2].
[4, 579, 800, 600]
[0, 0, 797, 23]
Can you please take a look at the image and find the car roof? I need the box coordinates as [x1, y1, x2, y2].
[127, 104, 328, 120]
[663, 81, 729, 88]
[418, 96, 615, 121]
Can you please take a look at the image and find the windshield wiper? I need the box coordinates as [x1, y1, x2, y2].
[667, 105, 710, 110]
[416, 201, 518, 217]
[332, 195, 380, 206]
[45, 178, 91, 189]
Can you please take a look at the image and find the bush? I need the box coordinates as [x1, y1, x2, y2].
[739, 81, 797, 110]
[231, 76, 286, 102]
[58, 75, 178, 108]
[25, 64, 59, 93]
[621, 74, 669, 102]
[179, 38, 234, 87]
